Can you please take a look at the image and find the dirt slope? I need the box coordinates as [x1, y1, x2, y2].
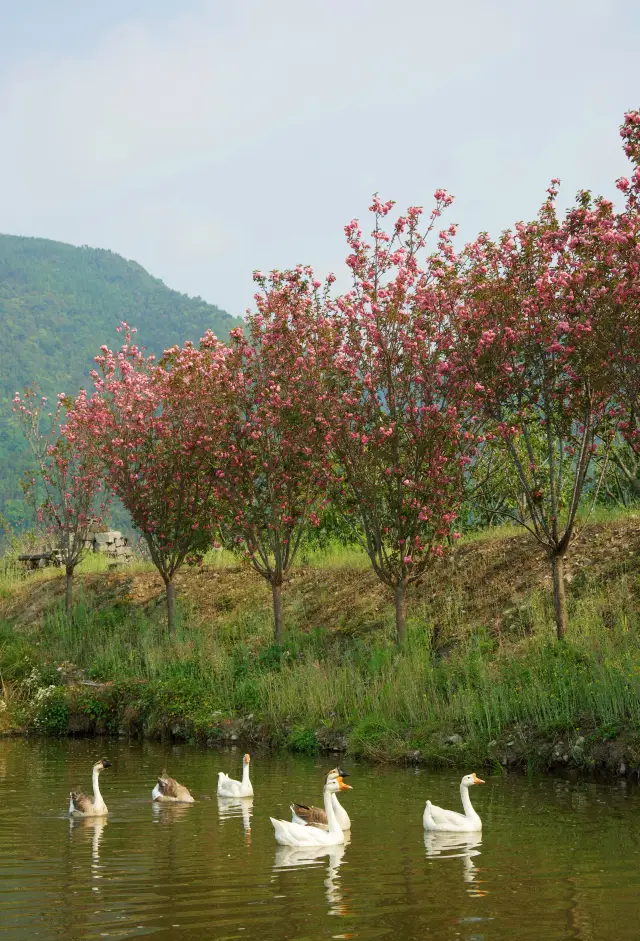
[4, 515, 640, 638]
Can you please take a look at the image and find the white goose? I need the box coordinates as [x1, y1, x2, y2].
[217, 753, 253, 798]
[423, 773, 485, 832]
[271, 770, 352, 846]
[291, 767, 351, 830]
[68, 758, 111, 817]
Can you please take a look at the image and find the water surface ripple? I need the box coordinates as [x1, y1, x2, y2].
[0, 739, 637, 939]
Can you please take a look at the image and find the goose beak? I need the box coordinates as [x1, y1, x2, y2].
[472, 773, 485, 784]
[337, 776, 352, 790]
[101, 759, 112, 769]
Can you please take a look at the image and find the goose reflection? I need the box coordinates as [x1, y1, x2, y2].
[152, 800, 193, 823]
[273, 841, 350, 916]
[69, 815, 106, 890]
[217, 795, 253, 844]
[424, 830, 487, 896]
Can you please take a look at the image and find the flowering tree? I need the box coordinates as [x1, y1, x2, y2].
[607, 110, 640, 484]
[66, 325, 227, 632]
[191, 269, 333, 643]
[13, 386, 105, 615]
[453, 183, 621, 639]
[325, 195, 473, 645]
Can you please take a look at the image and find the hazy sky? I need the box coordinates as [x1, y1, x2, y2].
[1, 0, 639, 318]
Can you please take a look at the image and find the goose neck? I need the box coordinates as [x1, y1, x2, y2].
[460, 782, 476, 818]
[92, 767, 104, 807]
[323, 787, 343, 837]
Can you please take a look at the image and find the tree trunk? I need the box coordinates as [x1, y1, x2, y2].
[166, 579, 176, 633]
[65, 566, 74, 617]
[272, 581, 284, 644]
[550, 552, 567, 641]
[395, 582, 407, 646]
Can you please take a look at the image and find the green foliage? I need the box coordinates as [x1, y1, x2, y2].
[32, 686, 69, 734]
[347, 716, 407, 760]
[3, 535, 640, 761]
[286, 726, 320, 754]
[0, 233, 241, 523]
[72, 687, 111, 727]
[298, 503, 362, 553]
[0, 619, 36, 680]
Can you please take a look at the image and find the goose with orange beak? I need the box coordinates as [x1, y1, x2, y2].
[271, 770, 352, 846]
[423, 773, 485, 832]
[217, 753, 254, 798]
[291, 767, 351, 830]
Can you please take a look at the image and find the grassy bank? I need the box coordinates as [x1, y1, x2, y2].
[2, 514, 640, 775]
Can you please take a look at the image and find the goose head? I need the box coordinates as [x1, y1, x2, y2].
[243, 753, 251, 765]
[94, 758, 111, 773]
[461, 772, 484, 788]
[324, 769, 352, 793]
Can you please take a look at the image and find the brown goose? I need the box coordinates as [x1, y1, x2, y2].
[152, 769, 195, 803]
[69, 758, 111, 816]
[291, 767, 351, 830]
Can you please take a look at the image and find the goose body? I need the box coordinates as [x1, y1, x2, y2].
[69, 758, 111, 817]
[217, 753, 253, 798]
[423, 773, 485, 832]
[271, 771, 352, 846]
[152, 769, 195, 803]
[290, 768, 351, 829]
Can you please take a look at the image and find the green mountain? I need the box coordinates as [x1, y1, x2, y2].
[0, 233, 241, 526]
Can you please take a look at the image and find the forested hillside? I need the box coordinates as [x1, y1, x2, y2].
[0, 234, 241, 524]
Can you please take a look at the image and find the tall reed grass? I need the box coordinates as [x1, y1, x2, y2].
[3, 562, 638, 751]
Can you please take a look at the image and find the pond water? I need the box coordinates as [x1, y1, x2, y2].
[0, 738, 637, 940]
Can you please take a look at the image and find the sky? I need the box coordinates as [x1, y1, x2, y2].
[1, 0, 639, 319]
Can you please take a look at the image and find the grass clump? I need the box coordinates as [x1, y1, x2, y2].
[1, 517, 640, 771]
[0, 572, 639, 763]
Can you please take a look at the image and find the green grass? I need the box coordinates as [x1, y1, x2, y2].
[457, 521, 523, 544]
[297, 542, 371, 569]
[2, 562, 639, 761]
[2, 510, 640, 766]
[457, 499, 640, 545]
[0, 549, 157, 597]
[573, 502, 640, 531]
